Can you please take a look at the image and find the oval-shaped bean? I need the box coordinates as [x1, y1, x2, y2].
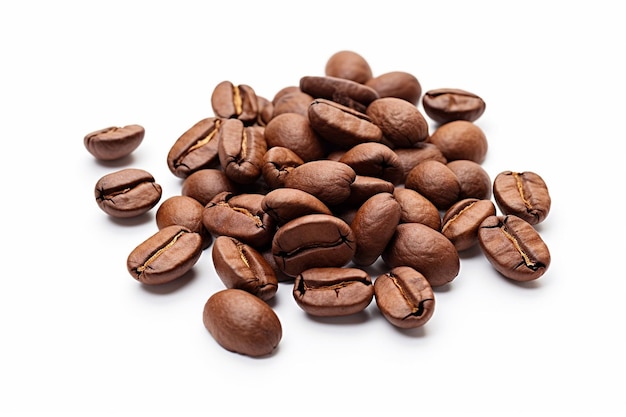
[492, 171, 551, 225]
[94, 168, 162, 218]
[84, 124, 144, 161]
[166, 117, 222, 178]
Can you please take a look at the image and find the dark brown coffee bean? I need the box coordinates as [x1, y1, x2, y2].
[293, 267, 374, 317]
[264, 113, 326, 162]
[308, 98, 383, 149]
[272, 214, 356, 277]
[374, 266, 435, 329]
[338, 142, 404, 185]
[441, 198, 496, 251]
[365, 71, 422, 105]
[210, 81, 259, 125]
[324, 50, 373, 84]
[202, 191, 275, 249]
[95, 168, 162, 218]
[393, 187, 442, 230]
[180, 168, 236, 206]
[216, 119, 267, 185]
[447, 159, 492, 201]
[422, 88, 486, 124]
[84, 124, 144, 161]
[256, 95, 273, 126]
[493, 171, 551, 225]
[156, 195, 212, 249]
[261, 146, 304, 190]
[343, 175, 395, 208]
[394, 143, 448, 182]
[203, 288, 282, 357]
[405, 160, 461, 210]
[350, 192, 402, 266]
[261, 188, 332, 226]
[300, 75, 379, 111]
[212, 236, 278, 301]
[166, 117, 222, 179]
[428, 120, 488, 164]
[478, 215, 551, 281]
[366, 97, 429, 148]
[127, 225, 203, 285]
[272, 90, 315, 119]
[283, 160, 356, 206]
[382, 222, 460, 287]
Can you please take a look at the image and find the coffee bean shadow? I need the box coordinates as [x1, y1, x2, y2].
[503, 276, 543, 290]
[139, 268, 198, 295]
[305, 309, 372, 325]
[433, 282, 453, 293]
[393, 325, 428, 338]
[94, 154, 137, 168]
[458, 244, 483, 260]
[107, 212, 154, 227]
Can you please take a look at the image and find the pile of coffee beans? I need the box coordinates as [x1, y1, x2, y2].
[87, 50, 552, 358]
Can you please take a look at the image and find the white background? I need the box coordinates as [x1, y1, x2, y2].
[1, 1, 624, 416]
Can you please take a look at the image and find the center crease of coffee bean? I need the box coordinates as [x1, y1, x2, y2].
[216, 202, 264, 228]
[441, 201, 477, 233]
[389, 273, 432, 318]
[175, 121, 221, 167]
[513, 172, 533, 211]
[233, 86, 243, 116]
[136, 230, 187, 274]
[499, 227, 543, 271]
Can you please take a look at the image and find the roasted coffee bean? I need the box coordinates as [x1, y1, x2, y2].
[365, 71, 422, 105]
[203, 288, 282, 357]
[300, 75, 379, 111]
[256, 95, 274, 126]
[271, 90, 315, 118]
[493, 171, 551, 225]
[308, 98, 383, 149]
[127, 225, 203, 285]
[272, 85, 301, 105]
[84, 124, 144, 161]
[272, 214, 356, 277]
[212, 236, 278, 301]
[447, 159, 492, 201]
[338, 142, 404, 185]
[343, 175, 395, 208]
[394, 143, 448, 182]
[264, 112, 326, 162]
[422, 88, 486, 124]
[261, 146, 304, 189]
[180, 168, 236, 206]
[382, 222, 460, 287]
[156, 195, 212, 249]
[261, 248, 293, 283]
[392, 187, 441, 230]
[283, 160, 356, 206]
[374, 266, 435, 329]
[405, 160, 461, 210]
[261, 188, 332, 226]
[210, 81, 259, 125]
[166, 117, 222, 179]
[293, 267, 374, 317]
[366, 97, 429, 148]
[217, 119, 267, 185]
[478, 215, 551, 281]
[428, 120, 488, 164]
[324, 50, 373, 84]
[202, 191, 275, 250]
[441, 198, 496, 251]
[95, 168, 162, 218]
[350, 192, 402, 266]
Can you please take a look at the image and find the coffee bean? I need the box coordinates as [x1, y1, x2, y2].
[300, 75, 379, 111]
[324, 50, 373, 84]
[180, 168, 236, 206]
[343, 175, 395, 208]
[156, 195, 212, 249]
[210, 81, 259, 125]
[405, 159, 461, 210]
[393, 143, 448, 182]
[338, 142, 404, 185]
[365, 71, 422, 105]
[441, 198, 496, 251]
[428, 120, 488, 164]
[493, 171, 551, 225]
[84, 124, 144, 161]
[366, 97, 429, 148]
[217, 119, 267, 185]
[203, 288, 282, 357]
[94, 168, 162, 218]
[264, 112, 326, 162]
[283, 160, 356, 206]
[261, 146, 304, 189]
[392, 187, 442, 230]
[261, 188, 332, 226]
[447, 159, 492, 201]
[422, 88, 486, 124]
[166, 117, 222, 179]
[478, 215, 551, 281]
[293, 267, 374, 317]
[271, 90, 315, 119]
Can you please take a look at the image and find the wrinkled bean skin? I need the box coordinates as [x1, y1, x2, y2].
[283, 160, 356, 206]
[211, 81, 259, 125]
[324, 50, 373, 84]
[212, 236, 278, 301]
[127, 225, 203, 285]
[166, 117, 222, 179]
[84, 124, 144, 161]
[478, 215, 551, 282]
[422, 88, 486, 124]
[374, 266, 435, 329]
[493, 171, 551, 225]
[217, 119, 267, 185]
[293, 267, 374, 317]
[441, 198, 496, 251]
[203, 289, 282, 357]
[338, 142, 404, 185]
[95, 168, 162, 218]
[365, 71, 422, 105]
[300, 75, 379, 111]
[261, 146, 304, 190]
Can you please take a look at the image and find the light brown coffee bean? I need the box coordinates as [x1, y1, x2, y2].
[210, 81, 259, 125]
[95, 168, 162, 218]
[283, 160, 356, 206]
[84, 124, 144, 161]
[493, 171, 551, 225]
[203, 288, 282, 357]
[441, 198, 496, 251]
[324, 50, 373, 84]
[392, 187, 441, 230]
[365, 71, 422, 105]
[166, 117, 222, 179]
[422, 88, 486, 124]
[428, 120, 488, 164]
[405, 160, 461, 210]
[261, 188, 332, 226]
[366, 97, 429, 148]
[156, 195, 212, 249]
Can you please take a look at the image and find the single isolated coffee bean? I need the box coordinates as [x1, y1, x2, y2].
[428, 120, 488, 164]
[126, 225, 203, 285]
[94, 168, 162, 218]
[365, 71, 422, 105]
[292, 267, 374, 317]
[84, 124, 144, 161]
[422, 88, 486, 124]
[324, 50, 373, 84]
[441, 198, 496, 252]
[478, 215, 551, 281]
[492, 171, 551, 225]
[166, 117, 222, 179]
[210, 80, 259, 125]
[212, 236, 278, 301]
[374, 266, 435, 329]
[203, 288, 282, 357]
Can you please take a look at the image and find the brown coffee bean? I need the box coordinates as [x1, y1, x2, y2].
[422, 88, 486, 124]
[374, 266, 435, 329]
[272, 214, 356, 277]
[272, 86, 301, 105]
[478, 215, 551, 281]
[441, 198, 496, 251]
[256, 95, 273, 126]
[95, 168, 162, 218]
[447, 159, 492, 201]
[392, 187, 441, 230]
[493, 171, 551, 225]
[283, 160, 356, 206]
[343, 175, 395, 208]
[428, 120, 488, 164]
[338, 142, 404, 185]
[300, 75, 379, 111]
[365, 71, 422, 105]
[180, 168, 236, 206]
[351, 192, 402, 266]
[394, 143, 448, 182]
[264, 113, 326, 162]
[216, 119, 267, 185]
[212, 236, 278, 301]
[261, 188, 332, 226]
[203, 288, 282, 357]
[271, 90, 315, 118]
[405, 160, 461, 210]
[156, 195, 212, 249]
[210, 81, 259, 125]
[382, 222, 460, 287]
[293, 267, 374, 317]
[84, 124, 144, 161]
[261, 146, 304, 190]
[324, 50, 373, 84]
[366, 97, 429, 148]
[166, 117, 222, 179]
[126, 225, 203, 285]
